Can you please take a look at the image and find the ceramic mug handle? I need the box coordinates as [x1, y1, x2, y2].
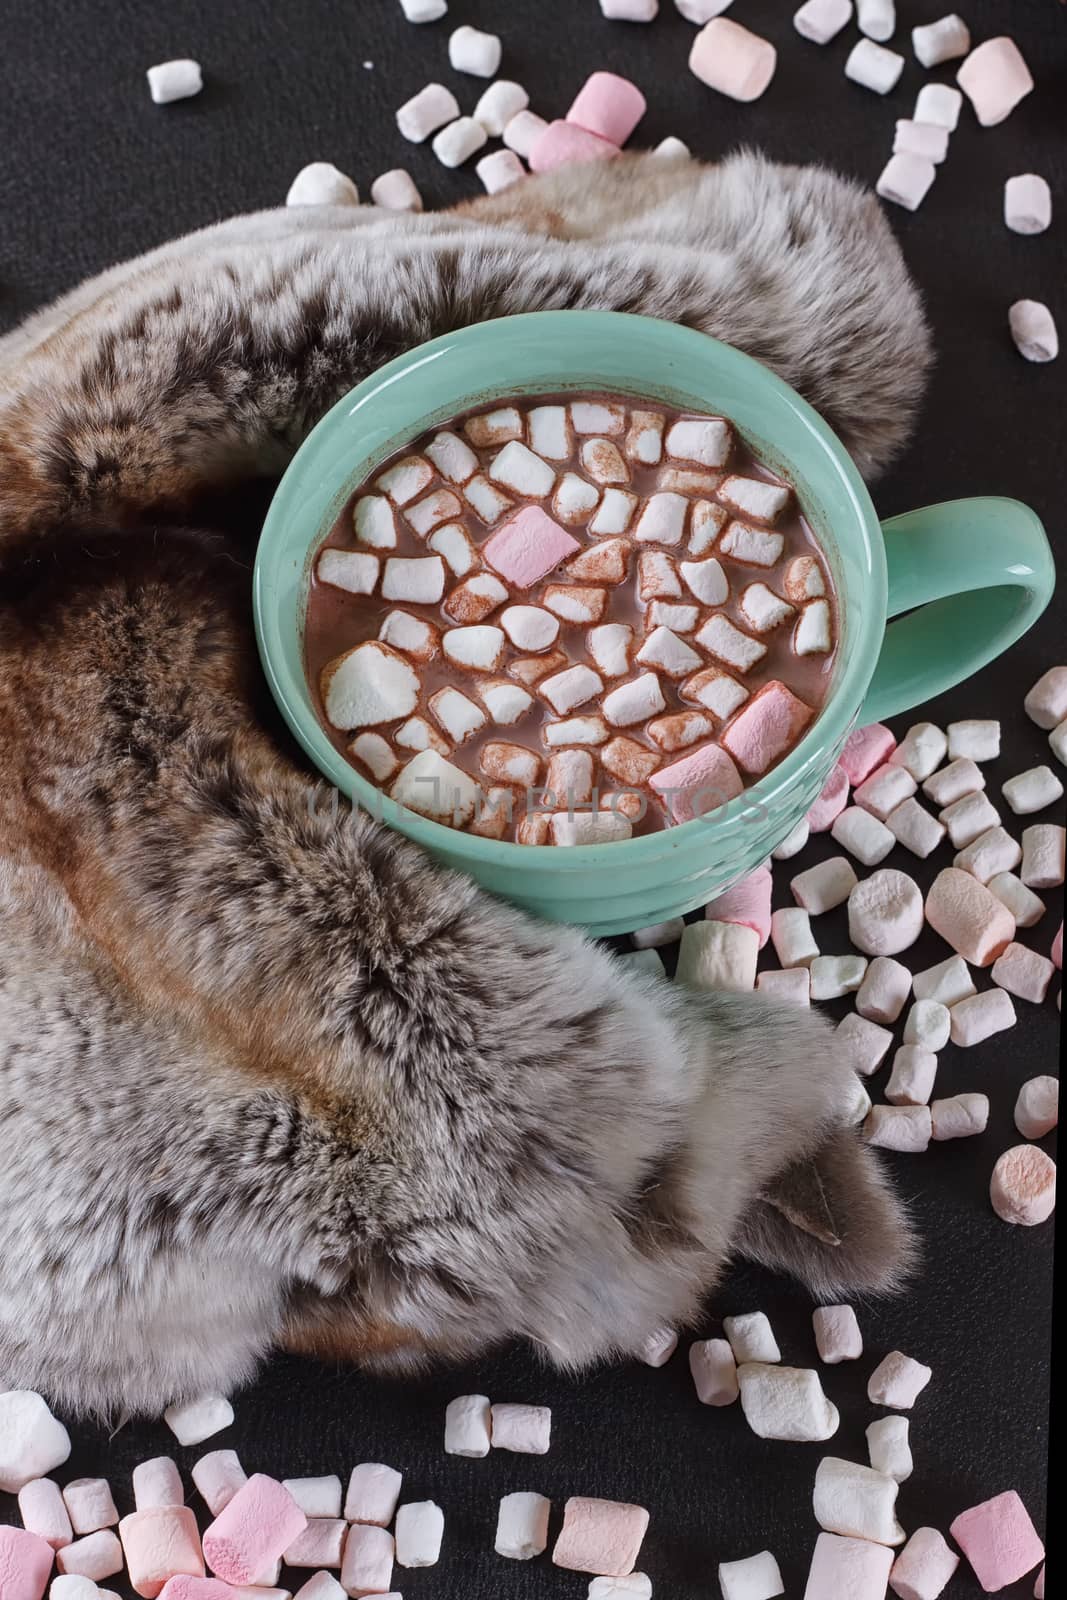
[858, 497, 1055, 726]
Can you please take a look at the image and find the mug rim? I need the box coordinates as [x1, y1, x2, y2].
[254, 310, 886, 864]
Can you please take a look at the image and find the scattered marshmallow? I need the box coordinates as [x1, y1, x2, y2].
[652, 135, 691, 158]
[344, 1466, 402, 1528]
[705, 866, 772, 946]
[724, 1313, 781, 1365]
[814, 1456, 905, 1546]
[341, 1525, 395, 1593]
[912, 953, 975, 1006]
[444, 1395, 491, 1458]
[836, 1013, 893, 1076]
[552, 1499, 649, 1579]
[813, 1306, 863, 1365]
[398, 0, 447, 17]
[283, 1520, 346, 1570]
[603, 672, 667, 726]
[689, 1339, 740, 1405]
[950, 986, 1017, 1046]
[885, 1045, 938, 1107]
[589, 1579, 653, 1600]
[1025, 667, 1067, 730]
[889, 1526, 959, 1600]
[397, 83, 461, 142]
[57, 1530, 124, 1583]
[1004, 765, 1063, 816]
[395, 1502, 445, 1570]
[993, 941, 1055, 1003]
[988, 871, 1046, 928]
[473, 79, 529, 138]
[51, 1579, 99, 1600]
[846, 38, 905, 94]
[1014, 1075, 1058, 1140]
[857, 0, 894, 41]
[19, 1478, 73, 1549]
[449, 24, 501, 76]
[832, 805, 895, 866]
[163, 1397, 233, 1449]
[697, 614, 768, 674]
[370, 168, 423, 211]
[914, 81, 963, 129]
[738, 1364, 839, 1442]
[433, 115, 490, 168]
[855, 763, 917, 821]
[1021, 823, 1065, 887]
[848, 870, 923, 956]
[191, 1453, 246, 1518]
[637, 1327, 679, 1367]
[495, 1493, 551, 1561]
[891, 723, 948, 782]
[991, 1145, 1056, 1226]
[856, 956, 912, 1023]
[940, 790, 1001, 849]
[529, 120, 619, 172]
[794, 0, 852, 45]
[923, 758, 985, 809]
[1, 1527, 58, 1600]
[63, 1481, 118, 1536]
[806, 1533, 893, 1597]
[201, 1478, 304, 1587]
[600, 0, 659, 15]
[951, 1491, 1045, 1590]
[718, 1551, 784, 1600]
[885, 798, 945, 859]
[567, 71, 647, 144]
[913, 14, 969, 67]
[931, 1093, 990, 1141]
[676, 920, 759, 991]
[279, 1480, 341, 1522]
[771, 817, 810, 860]
[771, 906, 820, 968]
[757, 968, 811, 1005]
[957, 35, 1034, 126]
[868, 1351, 932, 1409]
[147, 60, 203, 103]
[502, 109, 548, 158]
[490, 1404, 551, 1455]
[354, 496, 397, 549]
[811, 954, 868, 1000]
[1010, 300, 1058, 363]
[903, 999, 950, 1051]
[840, 724, 897, 786]
[286, 163, 358, 207]
[924, 867, 1016, 966]
[0, 1393, 71, 1494]
[1005, 174, 1052, 235]
[807, 766, 850, 833]
[865, 1104, 932, 1153]
[689, 17, 777, 101]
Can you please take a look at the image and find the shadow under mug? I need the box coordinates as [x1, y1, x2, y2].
[254, 312, 1055, 937]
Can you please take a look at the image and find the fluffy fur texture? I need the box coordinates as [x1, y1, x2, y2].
[0, 153, 927, 1419]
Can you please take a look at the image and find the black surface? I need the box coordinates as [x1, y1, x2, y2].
[0, 1, 1061, 1596]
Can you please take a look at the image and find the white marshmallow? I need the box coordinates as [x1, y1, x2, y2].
[631, 919, 686, 950]
[473, 79, 529, 136]
[391, 749, 481, 825]
[676, 0, 734, 17]
[947, 718, 1001, 762]
[581, 438, 629, 485]
[847, 869, 924, 955]
[500, 606, 559, 654]
[770, 906, 819, 968]
[354, 495, 398, 549]
[885, 1045, 938, 1107]
[480, 680, 534, 726]
[633, 492, 688, 546]
[1025, 667, 1067, 729]
[954, 825, 1023, 884]
[843, 1076, 873, 1125]
[636, 626, 702, 679]
[448, 25, 502, 76]
[341, 1527, 394, 1597]
[725, 1313, 781, 1365]
[856, 956, 912, 1024]
[950, 987, 1017, 1046]
[490, 1404, 551, 1454]
[0, 1392, 72, 1493]
[684, 666, 749, 723]
[914, 81, 963, 128]
[1015, 1076, 1058, 1140]
[648, 601, 699, 633]
[591, 488, 639, 536]
[835, 1013, 893, 1076]
[652, 135, 691, 158]
[344, 1465, 403, 1527]
[893, 120, 950, 164]
[282, 1478, 342, 1520]
[465, 406, 523, 446]
[697, 614, 767, 673]
[430, 687, 488, 745]
[814, 1457, 905, 1546]
[370, 168, 423, 212]
[425, 430, 479, 485]
[395, 1501, 444, 1568]
[1050, 718, 1067, 766]
[62, 1480, 118, 1535]
[912, 13, 969, 66]
[398, 0, 447, 17]
[771, 818, 810, 860]
[147, 59, 203, 103]
[291, 1577, 344, 1600]
[719, 476, 790, 523]
[794, 598, 833, 654]
[783, 555, 826, 604]
[923, 757, 985, 807]
[810, 954, 868, 1000]
[495, 1492, 550, 1561]
[1021, 822, 1066, 886]
[395, 716, 449, 756]
[442, 625, 505, 674]
[903, 999, 951, 1051]
[503, 110, 548, 158]
[891, 724, 947, 782]
[444, 1394, 491, 1457]
[638, 1327, 679, 1366]
[718, 1551, 784, 1600]
[719, 521, 784, 568]
[813, 1306, 863, 1365]
[939, 790, 1001, 848]
[432, 116, 489, 168]
[688, 499, 728, 555]
[831, 806, 895, 866]
[689, 1339, 739, 1406]
[1010, 300, 1058, 362]
[846, 38, 905, 92]
[738, 1364, 839, 1442]
[601, 0, 659, 14]
[676, 920, 759, 992]
[987, 871, 1046, 928]
[349, 727, 401, 783]
[857, 0, 894, 41]
[376, 454, 434, 505]
[396, 83, 461, 142]
[55, 1531, 123, 1581]
[540, 664, 603, 715]
[912, 954, 976, 1006]
[1003, 765, 1063, 815]
[490, 440, 556, 496]
[286, 163, 359, 207]
[551, 811, 633, 845]
[868, 1351, 932, 1409]
[19, 1478, 73, 1548]
[885, 798, 945, 858]
[543, 715, 609, 747]
[865, 1103, 932, 1153]
[589, 1579, 653, 1600]
[665, 416, 731, 466]
[317, 550, 378, 595]
[757, 968, 811, 1007]
[877, 153, 936, 211]
[528, 406, 572, 461]
[382, 555, 446, 604]
[285, 1519, 347, 1569]
[791, 857, 857, 915]
[163, 1394, 233, 1447]
[932, 1092, 990, 1140]
[867, 1416, 913, 1483]
[191, 1450, 246, 1515]
[587, 623, 635, 679]
[603, 672, 666, 726]
[553, 473, 601, 525]
[739, 583, 794, 633]
[1005, 174, 1052, 235]
[428, 523, 478, 578]
[794, 0, 853, 46]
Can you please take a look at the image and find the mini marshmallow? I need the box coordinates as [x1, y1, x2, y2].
[653, 135, 691, 158]
[885, 1045, 937, 1107]
[1004, 763, 1064, 817]
[814, 1457, 905, 1546]
[689, 18, 777, 101]
[741, 584, 794, 634]
[119, 1508, 200, 1591]
[856, 956, 911, 1024]
[398, 0, 446, 17]
[0, 1527, 54, 1600]
[354, 499, 396, 552]
[341, 1524, 395, 1594]
[490, 1404, 551, 1455]
[725, 1313, 781, 1365]
[428, 523, 479, 579]
[433, 115, 489, 168]
[990, 1146, 1056, 1226]
[633, 492, 688, 546]
[940, 791, 1001, 849]
[631, 918, 685, 950]
[720, 522, 785, 568]
[932, 1093, 989, 1141]
[688, 499, 728, 555]
[676, 921, 759, 992]
[958, 35, 1034, 126]
[278, 1480, 341, 1522]
[603, 672, 666, 726]
[794, 599, 833, 656]
[51, 1580, 99, 1600]
[395, 715, 450, 756]
[891, 723, 948, 783]
[147, 60, 203, 103]
[396, 83, 460, 143]
[805, 1534, 893, 1599]
[589, 1579, 653, 1600]
[915, 83, 963, 132]
[771, 817, 810, 859]
[19, 1479, 73, 1549]
[405, 488, 462, 537]
[638, 1326, 679, 1366]
[429, 686, 487, 745]
[923, 757, 984, 808]
[1010, 301, 1058, 363]
[676, 0, 734, 17]
[783, 555, 826, 607]
[794, 0, 852, 44]
[553, 474, 602, 527]
[317, 550, 378, 596]
[381, 555, 445, 606]
[697, 615, 768, 674]
[1021, 823, 1066, 887]
[857, 0, 894, 39]
[791, 856, 857, 915]
[925, 868, 1016, 966]
[529, 120, 619, 172]
[63, 1481, 119, 1536]
[551, 811, 633, 846]
[650, 742, 743, 821]
[947, 719, 1000, 763]
[806, 766, 850, 833]
[665, 415, 731, 467]
[835, 1013, 893, 1076]
[718, 1552, 784, 1600]
[552, 1499, 649, 1578]
[624, 410, 665, 465]
[449, 24, 501, 76]
[951, 1491, 1045, 1590]
[992, 941, 1055, 1003]
[543, 582, 610, 625]
[912, 953, 975, 1006]
[542, 715, 610, 747]
[473, 79, 529, 137]
[442, 624, 506, 674]
[738, 1364, 839, 1442]
[587, 623, 635, 679]
[129, 1460, 184, 1515]
[283, 1521, 346, 1569]
[856, 763, 918, 821]
[163, 1396, 234, 1448]
[648, 601, 699, 633]
[503, 109, 548, 158]
[637, 626, 702, 680]
[719, 476, 790, 524]
[490, 439, 557, 497]
[344, 1466, 402, 1528]
[581, 439, 629, 487]
[950, 987, 1016, 1046]
[495, 1493, 551, 1562]
[832, 806, 895, 866]
[639, 551, 682, 600]
[480, 742, 541, 789]
[720, 681, 813, 775]
[1025, 666, 1067, 730]
[771, 907, 820, 968]
[705, 866, 772, 947]
[466, 406, 523, 447]
[903, 1000, 950, 1051]
[682, 669, 748, 727]
[846, 38, 905, 93]
[286, 163, 358, 207]
[480, 680, 534, 727]
[841, 725, 898, 786]
[444, 1395, 491, 1458]
[648, 710, 714, 752]
[889, 1527, 959, 1600]
[866, 1418, 912, 1484]
[591, 489, 639, 536]
[1005, 173, 1052, 235]
[567, 71, 647, 145]
[814, 1306, 863, 1365]
[811, 954, 868, 1000]
[0, 1392, 72, 1493]
[757, 968, 811, 1006]
[370, 168, 423, 212]
[679, 558, 729, 609]
[913, 13, 969, 67]
[865, 1104, 932, 1154]
[601, 0, 659, 15]
[885, 798, 945, 859]
[485, 507, 579, 589]
[868, 1353, 932, 1413]
[391, 749, 481, 826]
[191, 1453, 246, 1517]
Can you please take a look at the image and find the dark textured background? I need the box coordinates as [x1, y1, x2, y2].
[1, 1, 1061, 1595]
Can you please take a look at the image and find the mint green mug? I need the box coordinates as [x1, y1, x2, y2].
[254, 312, 1054, 937]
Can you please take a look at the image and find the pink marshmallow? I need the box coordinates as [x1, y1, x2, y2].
[720, 681, 814, 775]
[202, 1476, 306, 1587]
[840, 723, 897, 785]
[957, 37, 1034, 127]
[689, 17, 777, 102]
[56, 1531, 124, 1582]
[340, 1525, 395, 1597]
[990, 1145, 1056, 1226]
[0, 1526, 55, 1600]
[483, 506, 580, 589]
[1053, 921, 1062, 968]
[552, 1497, 650, 1578]
[924, 868, 1016, 967]
[704, 865, 773, 947]
[950, 1491, 1044, 1591]
[889, 1527, 959, 1600]
[119, 1509, 205, 1598]
[566, 71, 646, 145]
[528, 120, 620, 173]
[804, 1532, 893, 1598]
[650, 742, 743, 822]
[17, 1480, 73, 1550]
[807, 764, 850, 831]
[158, 1582, 234, 1600]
